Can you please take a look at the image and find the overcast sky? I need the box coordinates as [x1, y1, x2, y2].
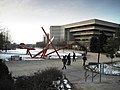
[0, 0, 120, 44]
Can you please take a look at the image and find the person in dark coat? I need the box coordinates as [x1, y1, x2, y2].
[67, 53, 71, 65]
[82, 55, 87, 66]
[62, 56, 67, 69]
[73, 52, 76, 62]
[110, 53, 114, 62]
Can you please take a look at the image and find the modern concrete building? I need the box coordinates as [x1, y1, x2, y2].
[50, 19, 120, 47]
[50, 26, 64, 43]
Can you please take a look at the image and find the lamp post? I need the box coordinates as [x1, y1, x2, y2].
[97, 30, 107, 63]
[97, 36, 100, 64]
[97, 30, 101, 64]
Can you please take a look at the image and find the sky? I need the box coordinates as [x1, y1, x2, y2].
[0, 0, 120, 44]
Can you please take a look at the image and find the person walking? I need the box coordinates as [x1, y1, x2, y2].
[67, 53, 71, 65]
[110, 53, 114, 62]
[62, 56, 67, 69]
[73, 52, 76, 62]
[82, 54, 87, 66]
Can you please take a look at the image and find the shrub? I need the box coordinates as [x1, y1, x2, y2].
[0, 78, 14, 90]
[0, 59, 14, 90]
[14, 67, 63, 90]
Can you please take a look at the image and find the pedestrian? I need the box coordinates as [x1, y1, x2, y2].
[67, 53, 71, 65]
[82, 54, 87, 66]
[62, 56, 67, 69]
[110, 53, 114, 62]
[73, 52, 76, 62]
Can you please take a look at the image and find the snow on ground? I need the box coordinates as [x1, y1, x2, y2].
[88, 62, 120, 76]
[0, 48, 83, 61]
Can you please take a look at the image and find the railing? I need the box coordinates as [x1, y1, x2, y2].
[84, 62, 105, 83]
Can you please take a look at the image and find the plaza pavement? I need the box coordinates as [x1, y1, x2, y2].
[6, 52, 120, 90]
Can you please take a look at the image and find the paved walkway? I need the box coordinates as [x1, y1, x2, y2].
[6, 52, 120, 90]
[63, 53, 120, 90]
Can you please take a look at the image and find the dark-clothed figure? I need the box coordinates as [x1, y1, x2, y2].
[67, 53, 71, 65]
[73, 52, 76, 62]
[82, 55, 87, 66]
[62, 56, 67, 69]
[110, 54, 114, 62]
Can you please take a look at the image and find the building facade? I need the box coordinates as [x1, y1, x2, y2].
[50, 19, 120, 47]
[50, 26, 65, 43]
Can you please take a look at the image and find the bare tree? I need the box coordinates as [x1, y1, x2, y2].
[0, 28, 11, 51]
